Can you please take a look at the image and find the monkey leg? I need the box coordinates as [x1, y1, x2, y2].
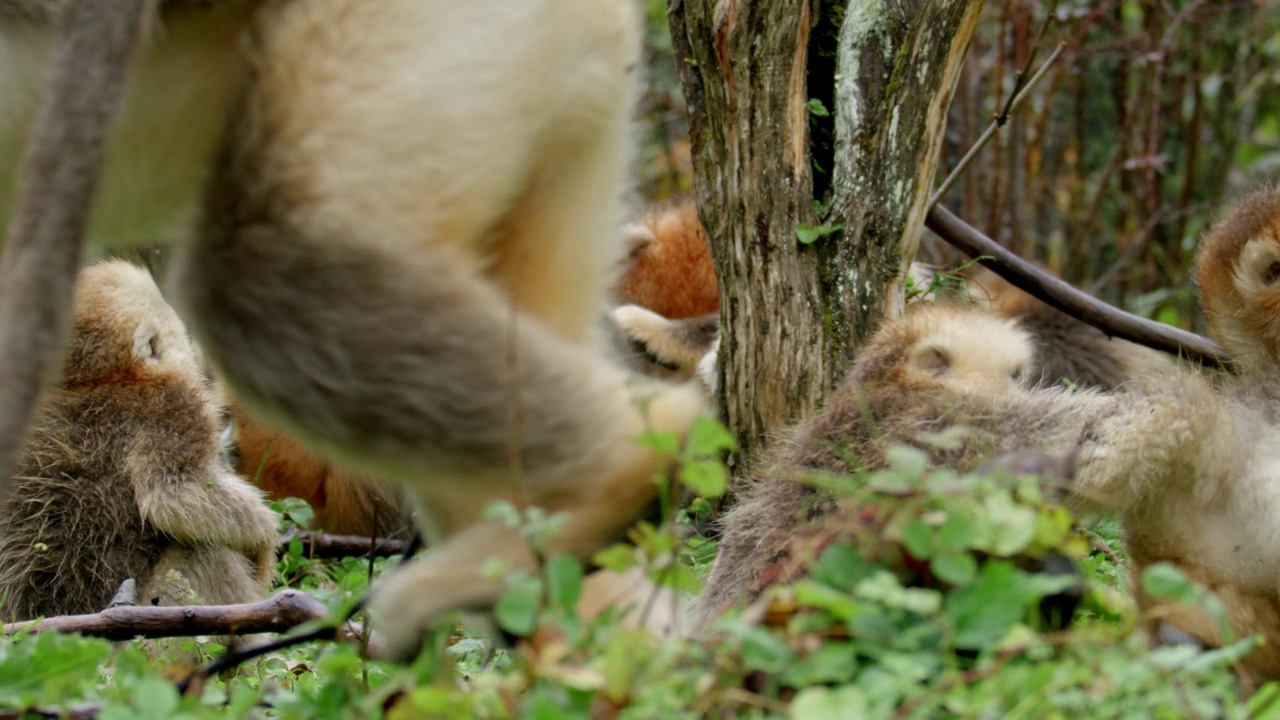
[370, 461, 680, 659]
[577, 567, 684, 638]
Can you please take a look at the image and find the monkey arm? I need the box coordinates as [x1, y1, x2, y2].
[125, 436, 279, 561]
[1069, 371, 1238, 512]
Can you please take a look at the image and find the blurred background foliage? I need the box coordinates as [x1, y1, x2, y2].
[636, 0, 1280, 333]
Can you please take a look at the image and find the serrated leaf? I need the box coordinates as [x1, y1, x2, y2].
[806, 98, 831, 117]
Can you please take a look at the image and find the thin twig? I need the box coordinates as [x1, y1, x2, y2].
[278, 529, 410, 560]
[931, 43, 1067, 209]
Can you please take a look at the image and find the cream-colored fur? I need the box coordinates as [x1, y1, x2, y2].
[1069, 367, 1280, 678]
[0, 1, 704, 658]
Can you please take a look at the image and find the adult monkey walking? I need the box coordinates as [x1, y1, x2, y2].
[0, 0, 705, 657]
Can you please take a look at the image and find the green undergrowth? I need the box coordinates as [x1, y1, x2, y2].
[0, 424, 1275, 718]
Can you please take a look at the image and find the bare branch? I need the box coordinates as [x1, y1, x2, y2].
[279, 529, 410, 560]
[3, 590, 383, 654]
[925, 204, 1229, 369]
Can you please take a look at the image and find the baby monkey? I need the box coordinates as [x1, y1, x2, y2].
[0, 260, 279, 622]
[695, 303, 1108, 624]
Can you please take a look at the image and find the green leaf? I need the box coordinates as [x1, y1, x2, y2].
[1141, 562, 1198, 603]
[930, 552, 978, 586]
[796, 224, 843, 245]
[806, 98, 831, 117]
[132, 677, 179, 720]
[740, 627, 791, 674]
[591, 543, 638, 573]
[812, 543, 872, 592]
[900, 520, 934, 560]
[944, 560, 1031, 650]
[790, 685, 867, 720]
[779, 642, 858, 687]
[679, 459, 729, 499]
[684, 417, 739, 457]
[937, 512, 978, 551]
[793, 581, 862, 622]
[633, 428, 681, 455]
[544, 554, 584, 609]
[494, 574, 543, 636]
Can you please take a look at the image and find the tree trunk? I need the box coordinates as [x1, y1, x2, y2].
[668, 0, 983, 464]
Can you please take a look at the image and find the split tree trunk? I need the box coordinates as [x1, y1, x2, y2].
[668, 0, 983, 463]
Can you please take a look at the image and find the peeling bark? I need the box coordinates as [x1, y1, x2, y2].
[669, 0, 984, 464]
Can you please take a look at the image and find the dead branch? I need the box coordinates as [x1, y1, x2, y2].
[3, 589, 384, 657]
[925, 204, 1230, 369]
[279, 528, 410, 559]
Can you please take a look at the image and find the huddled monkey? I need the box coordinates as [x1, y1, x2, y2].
[693, 303, 1111, 625]
[0, 0, 705, 658]
[0, 260, 278, 622]
[966, 265, 1173, 391]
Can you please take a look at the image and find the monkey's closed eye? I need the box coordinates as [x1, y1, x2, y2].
[1011, 366, 1026, 383]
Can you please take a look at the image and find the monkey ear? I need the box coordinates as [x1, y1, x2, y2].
[132, 323, 162, 363]
[621, 223, 656, 260]
[911, 344, 951, 376]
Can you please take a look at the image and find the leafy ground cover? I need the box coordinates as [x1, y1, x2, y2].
[0, 425, 1274, 719]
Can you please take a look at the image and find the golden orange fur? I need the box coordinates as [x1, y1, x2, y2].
[615, 197, 719, 319]
[1196, 186, 1280, 371]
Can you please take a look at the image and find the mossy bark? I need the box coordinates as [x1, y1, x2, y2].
[668, 0, 983, 464]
